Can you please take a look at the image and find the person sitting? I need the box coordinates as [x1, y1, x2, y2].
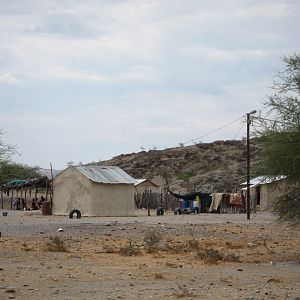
[21, 198, 27, 211]
[31, 198, 38, 210]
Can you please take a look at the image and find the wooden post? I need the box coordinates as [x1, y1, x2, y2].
[246, 110, 257, 220]
[50, 163, 54, 211]
[147, 190, 151, 216]
[1, 189, 3, 209]
[45, 178, 49, 201]
[10, 189, 13, 210]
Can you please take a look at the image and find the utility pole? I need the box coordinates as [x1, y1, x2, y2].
[246, 110, 257, 220]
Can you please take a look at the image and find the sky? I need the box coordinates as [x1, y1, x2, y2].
[0, 0, 299, 169]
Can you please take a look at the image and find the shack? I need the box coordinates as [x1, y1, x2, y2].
[52, 165, 136, 217]
[134, 179, 160, 193]
[241, 176, 287, 211]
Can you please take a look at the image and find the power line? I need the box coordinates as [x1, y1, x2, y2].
[233, 120, 246, 139]
[252, 116, 292, 125]
[182, 116, 244, 145]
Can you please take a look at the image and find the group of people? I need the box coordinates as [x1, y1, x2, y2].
[13, 196, 46, 211]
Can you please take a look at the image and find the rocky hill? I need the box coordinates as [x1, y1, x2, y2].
[98, 139, 262, 193]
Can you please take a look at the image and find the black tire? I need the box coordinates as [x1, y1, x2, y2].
[156, 207, 164, 216]
[174, 208, 181, 215]
[69, 209, 81, 219]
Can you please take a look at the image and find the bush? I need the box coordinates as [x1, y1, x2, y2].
[197, 248, 223, 263]
[45, 236, 68, 252]
[144, 230, 161, 252]
[119, 240, 141, 256]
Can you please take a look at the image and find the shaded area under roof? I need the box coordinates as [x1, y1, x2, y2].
[1, 177, 49, 190]
[168, 190, 211, 200]
[76, 166, 136, 184]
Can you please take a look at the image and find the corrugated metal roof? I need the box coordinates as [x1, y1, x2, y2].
[134, 178, 159, 187]
[134, 179, 147, 186]
[240, 175, 286, 187]
[76, 166, 136, 184]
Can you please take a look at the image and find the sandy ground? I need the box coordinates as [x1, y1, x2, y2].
[0, 210, 299, 300]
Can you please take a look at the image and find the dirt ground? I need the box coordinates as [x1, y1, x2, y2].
[0, 210, 299, 300]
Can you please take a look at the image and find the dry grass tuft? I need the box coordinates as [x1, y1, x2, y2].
[154, 273, 165, 279]
[163, 238, 200, 254]
[225, 241, 244, 249]
[197, 247, 240, 263]
[102, 243, 117, 253]
[45, 236, 68, 252]
[173, 284, 195, 298]
[267, 277, 281, 283]
[197, 248, 223, 264]
[119, 240, 141, 256]
[21, 242, 32, 251]
[144, 230, 161, 253]
[225, 253, 240, 262]
[165, 262, 180, 268]
[184, 238, 200, 251]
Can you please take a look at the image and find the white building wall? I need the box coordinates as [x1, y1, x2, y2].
[259, 180, 288, 211]
[52, 166, 135, 216]
[52, 167, 92, 215]
[90, 183, 135, 216]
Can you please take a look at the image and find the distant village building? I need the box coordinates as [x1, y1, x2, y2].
[37, 168, 62, 179]
[52, 166, 136, 217]
[134, 179, 160, 193]
[241, 176, 287, 211]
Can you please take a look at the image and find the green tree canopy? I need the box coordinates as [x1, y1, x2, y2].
[0, 130, 40, 185]
[256, 54, 300, 222]
[0, 160, 41, 185]
[256, 54, 300, 183]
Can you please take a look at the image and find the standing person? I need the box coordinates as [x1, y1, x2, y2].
[16, 198, 21, 210]
[38, 196, 45, 209]
[13, 198, 17, 210]
[193, 195, 200, 213]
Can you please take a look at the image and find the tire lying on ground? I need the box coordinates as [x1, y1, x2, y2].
[69, 209, 81, 219]
[174, 208, 181, 215]
[192, 207, 200, 214]
[156, 207, 164, 216]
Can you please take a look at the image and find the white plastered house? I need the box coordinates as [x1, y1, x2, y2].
[241, 176, 287, 211]
[52, 165, 136, 216]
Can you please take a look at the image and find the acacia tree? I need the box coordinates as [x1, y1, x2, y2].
[0, 130, 16, 161]
[0, 161, 40, 185]
[256, 54, 300, 222]
[0, 130, 40, 184]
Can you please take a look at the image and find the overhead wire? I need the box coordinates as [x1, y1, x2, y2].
[182, 116, 245, 145]
[233, 120, 247, 139]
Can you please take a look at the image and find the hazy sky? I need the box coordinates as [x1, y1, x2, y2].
[1, 0, 299, 169]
